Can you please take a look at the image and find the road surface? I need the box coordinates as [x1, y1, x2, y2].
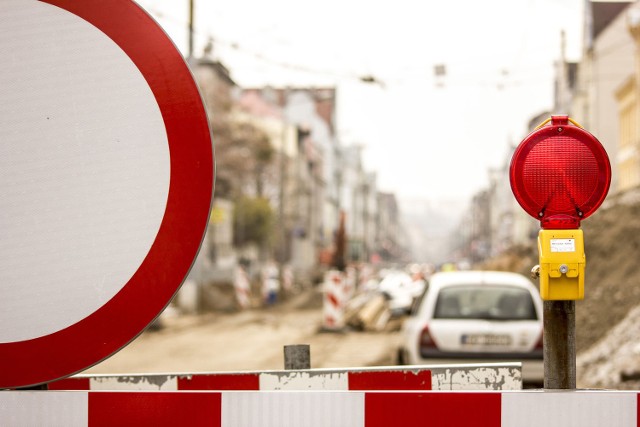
[84, 288, 401, 375]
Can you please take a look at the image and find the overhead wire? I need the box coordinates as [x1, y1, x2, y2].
[142, 5, 386, 85]
[142, 3, 565, 91]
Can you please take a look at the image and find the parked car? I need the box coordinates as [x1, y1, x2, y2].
[396, 270, 544, 384]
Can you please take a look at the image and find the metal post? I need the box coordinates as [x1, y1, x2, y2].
[543, 300, 576, 389]
[277, 123, 287, 294]
[284, 344, 311, 370]
[188, 0, 194, 58]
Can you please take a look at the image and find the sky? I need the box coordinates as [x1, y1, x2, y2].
[134, 0, 585, 207]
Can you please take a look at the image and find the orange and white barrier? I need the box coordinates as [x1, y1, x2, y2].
[233, 266, 251, 309]
[322, 270, 349, 330]
[3, 390, 640, 426]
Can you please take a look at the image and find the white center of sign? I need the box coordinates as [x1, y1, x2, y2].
[0, 1, 170, 342]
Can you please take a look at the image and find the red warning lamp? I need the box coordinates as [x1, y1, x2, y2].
[510, 116, 611, 229]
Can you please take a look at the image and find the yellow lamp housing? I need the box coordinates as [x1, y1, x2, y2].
[538, 229, 585, 300]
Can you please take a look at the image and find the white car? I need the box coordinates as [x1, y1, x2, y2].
[397, 270, 544, 385]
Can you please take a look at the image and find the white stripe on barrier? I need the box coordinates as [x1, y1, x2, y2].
[50, 363, 523, 391]
[221, 391, 365, 427]
[259, 371, 349, 390]
[502, 390, 638, 427]
[0, 391, 88, 427]
[430, 365, 522, 390]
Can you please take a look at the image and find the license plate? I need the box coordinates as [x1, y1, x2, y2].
[461, 334, 511, 346]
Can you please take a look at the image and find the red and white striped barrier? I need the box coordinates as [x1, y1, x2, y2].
[47, 363, 522, 391]
[2, 390, 639, 426]
[322, 270, 349, 330]
[48, 367, 430, 392]
[233, 266, 251, 309]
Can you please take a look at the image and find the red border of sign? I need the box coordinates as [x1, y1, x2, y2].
[1, 0, 214, 388]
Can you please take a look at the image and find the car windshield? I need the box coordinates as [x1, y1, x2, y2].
[433, 285, 537, 321]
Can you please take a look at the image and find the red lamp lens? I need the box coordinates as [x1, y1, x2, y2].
[510, 118, 611, 229]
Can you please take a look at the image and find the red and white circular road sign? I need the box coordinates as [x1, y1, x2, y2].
[0, 0, 214, 388]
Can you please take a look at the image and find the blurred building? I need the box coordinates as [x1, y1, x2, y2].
[376, 192, 406, 262]
[181, 56, 238, 311]
[234, 87, 406, 279]
[191, 55, 237, 257]
[179, 51, 410, 306]
[616, 3, 640, 195]
[233, 88, 298, 265]
[458, 137, 538, 264]
[340, 145, 379, 263]
[565, 0, 635, 194]
[457, 1, 640, 264]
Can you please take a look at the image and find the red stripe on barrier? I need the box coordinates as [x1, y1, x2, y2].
[178, 373, 260, 390]
[349, 370, 432, 390]
[327, 292, 340, 307]
[365, 392, 501, 427]
[89, 392, 221, 427]
[323, 315, 335, 326]
[47, 377, 90, 390]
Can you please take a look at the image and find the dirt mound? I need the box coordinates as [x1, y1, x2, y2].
[576, 305, 640, 389]
[479, 244, 538, 279]
[579, 201, 640, 352]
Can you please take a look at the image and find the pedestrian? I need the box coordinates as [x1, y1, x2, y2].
[262, 261, 279, 306]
